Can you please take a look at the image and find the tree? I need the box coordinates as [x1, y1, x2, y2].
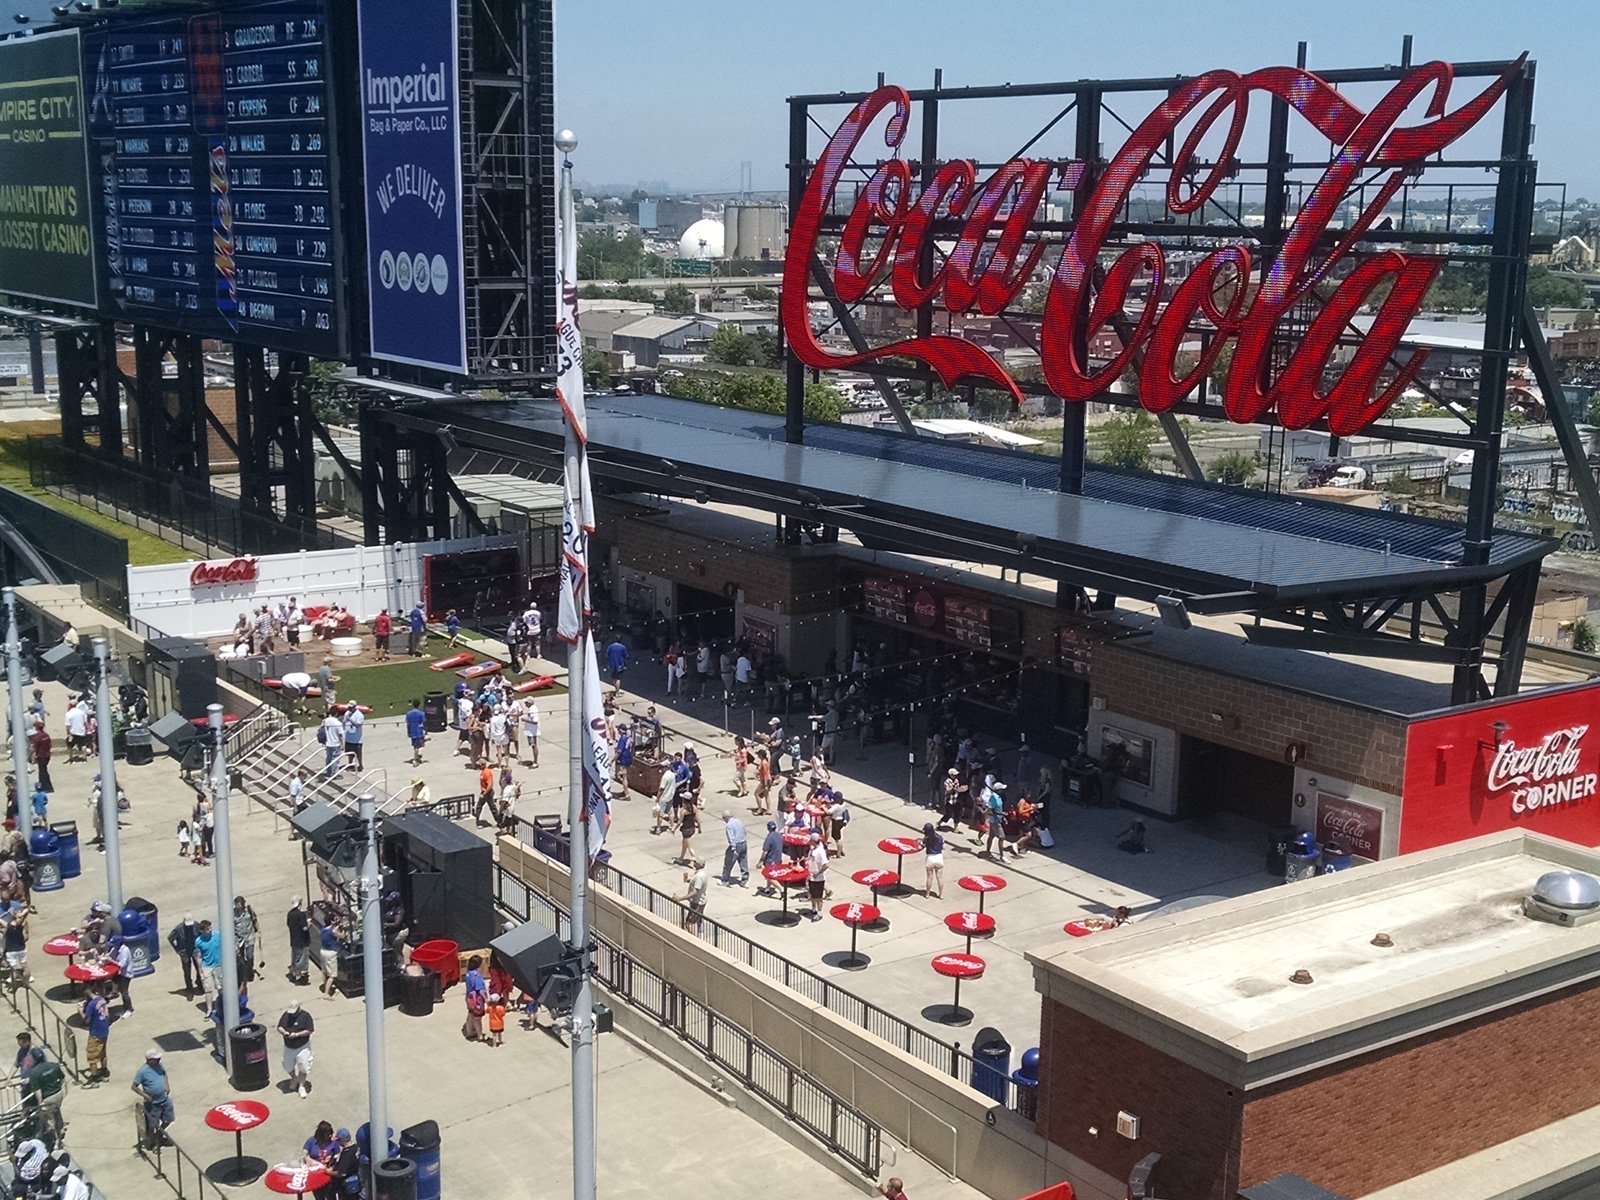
[661, 284, 696, 314]
[750, 329, 784, 369]
[583, 355, 612, 392]
[1094, 412, 1160, 471]
[744, 284, 778, 304]
[803, 380, 845, 423]
[1527, 265, 1588, 309]
[1207, 450, 1258, 486]
[306, 359, 349, 422]
[1573, 617, 1597, 654]
[707, 325, 756, 366]
[1587, 394, 1600, 427]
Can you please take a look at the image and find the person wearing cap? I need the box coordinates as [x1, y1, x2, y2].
[277, 1001, 315, 1097]
[132, 1048, 174, 1147]
[195, 919, 224, 1005]
[284, 898, 312, 987]
[615, 722, 634, 785]
[979, 778, 1007, 859]
[755, 821, 783, 896]
[405, 698, 427, 765]
[110, 935, 134, 1019]
[939, 768, 964, 830]
[52, 1154, 90, 1200]
[760, 716, 787, 774]
[11, 1133, 49, 1194]
[27, 718, 52, 793]
[329, 1128, 360, 1195]
[803, 829, 830, 920]
[409, 777, 431, 809]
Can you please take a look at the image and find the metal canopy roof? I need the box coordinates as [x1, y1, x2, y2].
[404, 395, 1553, 612]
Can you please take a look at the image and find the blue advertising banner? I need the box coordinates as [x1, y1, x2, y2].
[358, 0, 465, 373]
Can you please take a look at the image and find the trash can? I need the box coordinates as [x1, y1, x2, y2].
[50, 821, 80, 880]
[1011, 1046, 1041, 1121]
[1285, 850, 1321, 883]
[399, 1119, 441, 1200]
[359, 1124, 397, 1162]
[422, 692, 447, 734]
[970, 1026, 1011, 1103]
[1320, 843, 1354, 874]
[400, 966, 436, 1017]
[228, 1022, 270, 1091]
[123, 725, 154, 766]
[116, 907, 154, 977]
[126, 896, 160, 963]
[1267, 826, 1298, 877]
[28, 828, 61, 892]
[373, 1156, 417, 1200]
[409, 940, 459, 989]
[1290, 829, 1318, 856]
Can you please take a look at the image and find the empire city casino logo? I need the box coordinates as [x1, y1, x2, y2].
[209, 140, 238, 329]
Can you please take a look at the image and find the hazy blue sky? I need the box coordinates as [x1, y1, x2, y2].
[557, 1, 1600, 198]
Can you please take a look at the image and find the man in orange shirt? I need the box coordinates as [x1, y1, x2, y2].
[475, 763, 496, 827]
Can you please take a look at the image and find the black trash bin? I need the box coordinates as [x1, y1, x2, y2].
[373, 1156, 417, 1200]
[422, 693, 447, 734]
[229, 1022, 271, 1091]
[400, 966, 435, 1017]
[970, 1026, 1011, 1103]
[399, 1120, 441, 1200]
[1267, 826, 1298, 877]
[123, 725, 154, 767]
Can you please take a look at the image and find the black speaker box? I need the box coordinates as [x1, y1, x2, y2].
[291, 801, 360, 862]
[490, 923, 568, 996]
[147, 710, 199, 747]
[36, 643, 81, 682]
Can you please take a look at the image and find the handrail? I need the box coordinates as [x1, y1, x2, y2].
[1, 983, 83, 1081]
[133, 1107, 229, 1200]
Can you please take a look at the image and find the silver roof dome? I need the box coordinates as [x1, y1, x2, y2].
[1531, 870, 1600, 911]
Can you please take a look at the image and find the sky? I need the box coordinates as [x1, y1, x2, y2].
[556, 0, 1600, 199]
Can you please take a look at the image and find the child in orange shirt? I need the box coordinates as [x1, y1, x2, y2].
[486, 993, 507, 1047]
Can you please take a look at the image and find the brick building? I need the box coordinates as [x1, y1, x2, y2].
[1028, 832, 1600, 1200]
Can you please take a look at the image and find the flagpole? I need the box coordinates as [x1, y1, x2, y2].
[556, 128, 598, 1200]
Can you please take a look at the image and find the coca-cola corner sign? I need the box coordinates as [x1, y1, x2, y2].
[189, 557, 259, 588]
[784, 58, 1526, 436]
[1400, 680, 1600, 854]
[1316, 793, 1385, 860]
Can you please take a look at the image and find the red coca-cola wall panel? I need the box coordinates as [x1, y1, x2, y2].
[1400, 681, 1600, 853]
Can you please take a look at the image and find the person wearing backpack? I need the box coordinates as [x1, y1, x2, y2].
[462, 956, 488, 1043]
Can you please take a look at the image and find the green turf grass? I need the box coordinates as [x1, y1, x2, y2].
[336, 656, 567, 719]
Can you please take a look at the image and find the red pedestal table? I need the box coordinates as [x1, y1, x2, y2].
[930, 952, 985, 1026]
[264, 1163, 332, 1199]
[780, 829, 813, 861]
[64, 959, 117, 997]
[944, 910, 997, 954]
[1064, 916, 1117, 938]
[957, 873, 1007, 914]
[761, 863, 808, 926]
[850, 867, 898, 904]
[43, 934, 80, 965]
[204, 1099, 269, 1183]
[829, 902, 881, 970]
[878, 837, 922, 888]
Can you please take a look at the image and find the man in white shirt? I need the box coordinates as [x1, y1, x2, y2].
[523, 607, 542, 659]
[64, 698, 90, 762]
[12, 1136, 49, 1190]
[734, 652, 752, 704]
[520, 700, 540, 768]
[320, 712, 344, 778]
[287, 768, 308, 815]
[803, 831, 830, 921]
[488, 709, 509, 767]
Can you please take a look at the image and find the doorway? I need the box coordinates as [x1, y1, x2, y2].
[675, 583, 735, 644]
[1176, 735, 1294, 825]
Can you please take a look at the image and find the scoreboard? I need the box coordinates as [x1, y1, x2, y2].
[82, 0, 344, 356]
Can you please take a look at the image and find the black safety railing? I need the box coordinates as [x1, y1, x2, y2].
[510, 831, 1019, 1109]
[1, 984, 81, 1081]
[494, 864, 883, 1179]
[133, 1109, 229, 1200]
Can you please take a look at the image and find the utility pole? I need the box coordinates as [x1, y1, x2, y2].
[3, 588, 31, 843]
[359, 793, 388, 1193]
[207, 705, 240, 1078]
[92, 638, 122, 910]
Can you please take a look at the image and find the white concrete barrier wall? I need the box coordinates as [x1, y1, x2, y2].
[126, 535, 519, 639]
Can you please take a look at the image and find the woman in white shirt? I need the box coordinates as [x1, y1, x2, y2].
[521, 699, 540, 768]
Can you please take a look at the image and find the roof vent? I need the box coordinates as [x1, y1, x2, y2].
[1371, 932, 1394, 948]
[1289, 969, 1314, 985]
[1524, 870, 1600, 928]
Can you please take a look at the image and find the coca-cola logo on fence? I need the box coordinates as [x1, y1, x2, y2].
[189, 557, 258, 588]
[784, 59, 1525, 435]
[1316, 793, 1385, 860]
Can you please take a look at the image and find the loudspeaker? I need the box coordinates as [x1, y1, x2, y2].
[490, 923, 568, 996]
[1154, 595, 1191, 630]
[1128, 1152, 1161, 1200]
[404, 870, 448, 942]
[37, 643, 81, 682]
[147, 711, 199, 748]
[291, 801, 360, 862]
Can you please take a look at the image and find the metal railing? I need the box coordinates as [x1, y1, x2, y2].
[515, 832, 1020, 1108]
[133, 1108, 229, 1200]
[494, 865, 883, 1179]
[223, 702, 293, 765]
[2, 983, 82, 1081]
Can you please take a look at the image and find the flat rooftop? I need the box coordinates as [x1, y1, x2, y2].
[1029, 832, 1600, 1088]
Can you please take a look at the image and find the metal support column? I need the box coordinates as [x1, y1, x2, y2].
[93, 638, 123, 910]
[26, 329, 44, 397]
[1492, 562, 1541, 698]
[208, 704, 241, 1079]
[358, 793, 388, 1193]
[1059, 86, 1100, 498]
[784, 98, 809, 446]
[4, 588, 32, 843]
[96, 321, 124, 458]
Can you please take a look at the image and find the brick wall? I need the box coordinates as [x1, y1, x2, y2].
[1091, 642, 1408, 794]
[1040, 978, 1600, 1199]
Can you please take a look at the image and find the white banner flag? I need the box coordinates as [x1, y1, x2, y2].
[555, 155, 594, 644]
[580, 632, 613, 862]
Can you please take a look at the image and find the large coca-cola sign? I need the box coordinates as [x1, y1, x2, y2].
[1486, 725, 1596, 815]
[784, 58, 1525, 436]
[1316, 793, 1386, 860]
[189, 557, 258, 588]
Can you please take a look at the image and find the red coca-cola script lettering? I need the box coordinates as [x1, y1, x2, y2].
[189, 557, 258, 588]
[783, 58, 1526, 435]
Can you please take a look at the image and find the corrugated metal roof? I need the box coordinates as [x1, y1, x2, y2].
[610, 316, 704, 341]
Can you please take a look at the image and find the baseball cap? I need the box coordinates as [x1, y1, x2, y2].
[768, 717, 780, 725]
[145, 1048, 162, 1060]
[336, 1128, 352, 1142]
[683, 742, 694, 753]
[948, 768, 958, 777]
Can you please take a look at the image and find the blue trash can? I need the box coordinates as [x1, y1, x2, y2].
[1010, 1046, 1041, 1120]
[359, 1123, 397, 1162]
[1320, 844, 1354, 874]
[126, 897, 160, 963]
[400, 1120, 441, 1200]
[50, 822, 80, 880]
[970, 1026, 1011, 1103]
[1290, 829, 1318, 857]
[117, 907, 154, 977]
[28, 828, 61, 892]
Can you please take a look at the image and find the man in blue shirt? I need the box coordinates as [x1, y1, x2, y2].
[317, 924, 341, 998]
[405, 700, 427, 766]
[614, 724, 634, 781]
[83, 984, 112, 1081]
[132, 1049, 174, 1146]
[194, 919, 223, 1005]
[408, 604, 426, 657]
[605, 637, 627, 688]
[342, 705, 366, 771]
[755, 821, 784, 896]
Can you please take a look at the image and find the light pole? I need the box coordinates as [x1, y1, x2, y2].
[358, 793, 387, 1193]
[207, 704, 240, 1078]
[92, 638, 122, 910]
[4, 587, 31, 842]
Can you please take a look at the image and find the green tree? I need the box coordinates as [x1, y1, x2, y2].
[707, 325, 756, 366]
[1207, 450, 1258, 486]
[1587, 394, 1600, 427]
[744, 284, 778, 304]
[1527, 265, 1588, 309]
[306, 359, 349, 422]
[661, 284, 696, 314]
[1573, 617, 1597, 654]
[583, 355, 613, 392]
[750, 329, 784, 369]
[803, 380, 845, 423]
[1094, 412, 1160, 471]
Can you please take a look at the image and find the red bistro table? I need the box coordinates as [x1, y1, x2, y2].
[943, 910, 997, 953]
[851, 867, 898, 904]
[829, 902, 880, 970]
[204, 1099, 269, 1183]
[43, 934, 81, 963]
[957, 874, 1007, 914]
[878, 837, 922, 885]
[761, 863, 808, 926]
[263, 1163, 331, 1199]
[64, 959, 117, 997]
[1064, 916, 1117, 937]
[780, 829, 812, 861]
[930, 952, 985, 1026]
